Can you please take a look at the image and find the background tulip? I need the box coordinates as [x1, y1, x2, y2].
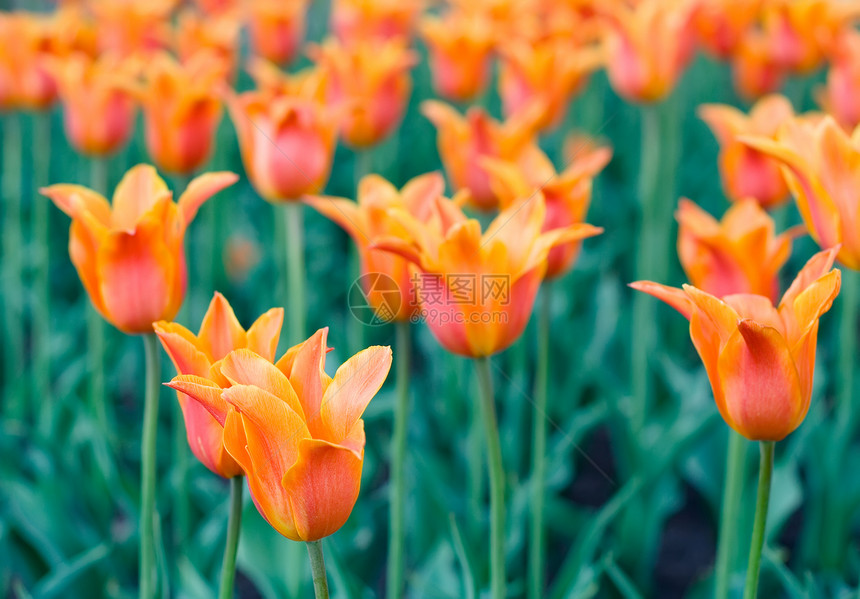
[246, 0, 310, 65]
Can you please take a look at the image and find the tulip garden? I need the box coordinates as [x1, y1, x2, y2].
[3, 0, 860, 598]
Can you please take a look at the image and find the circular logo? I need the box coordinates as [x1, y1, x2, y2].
[348, 272, 402, 326]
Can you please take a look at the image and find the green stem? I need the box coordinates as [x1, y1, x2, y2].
[475, 356, 506, 599]
[528, 288, 551, 599]
[837, 270, 858, 434]
[743, 441, 775, 599]
[386, 321, 411, 599]
[283, 202, 306, 343]
[218, 477, 244, 599]
[88, 158, 108, 433]
[306, 540, 330, 599]
[3, 113, 24, 422]
[33, 112, 53, 436]
[140, 333, 161, 599]
[714, 431, 747, 599]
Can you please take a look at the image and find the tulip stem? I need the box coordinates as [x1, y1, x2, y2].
[33, 112, 53, 436]
[306, 540, 330, 599]
[283, 203, 306, 343]
[386, 320, 411, 599]
[743, 441, 774, 599]
[2, 113, 24, 423]
[218, 476, 243, 599]
[475, 356, 506, 599]
[837, 269, 858, 434]
[140, 333, 161, 599]
[88, 158, 108, 434]
[714, 431, 747, 599]
[528, 287, 551, 599]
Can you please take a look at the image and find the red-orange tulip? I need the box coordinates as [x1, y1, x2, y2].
[226, 68, 338, 201]
[372, 195, 602, 357]
[699, 95, 794, 209]
[331, 0, 423, 43]
[603, 0, 696, 103]
[730, 31, 786, 101]
[815, 30, 860, 131]
[631, 247, 841, 441]
[676, 198, 798, 302]
[49, 52, 138, 157]
[759, 0, 836, 74]
[743, 115, 860, 270]
[310, 37, 416, 148]
[41, 165, 238, 333]
[0, 12, 61, 110]
[692, 0, 762, 59]
[306, 172, 445, 322]
[174, 9, 241, 76]
[419, 9, 495, 103]
[89, 0, 173, 58]
[168, 328, 392, 541]
[483, 139, 611, 279]
[137, 52, 227, 175]
[155, 293, 283, 478]
[246, 0, 310, 65]
[421, 100, 542, 211]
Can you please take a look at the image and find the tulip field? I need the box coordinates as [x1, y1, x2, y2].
[3, 1, 860, 598]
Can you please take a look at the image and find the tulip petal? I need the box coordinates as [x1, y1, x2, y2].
[722, 294, 783, 332]
[304, 195, 370, 244]
[246, 307, 285, 362]
[717, 320, 803, 441]
[111, 164, 171, 232]
[177, 171, 239, 225]
[786, 269, 841, 346]
[629, 281, 693, 319]
[282, 438, 363, 542]
[779, 247, 839, 310]
[154, 321, 211, 377]
[166, 374, 230, 426]
[220, 349, 306, 420]
[321, 346, 392, 443]
[698, 103, 746, 145]
[288, 329, 331, 435]
[198, 292, 247, 361]
[40, 184, 112, 226]
[683, 285, 741, 344]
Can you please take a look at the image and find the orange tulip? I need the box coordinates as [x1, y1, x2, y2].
[155, 293, 283, 478]
[730, 31, 786, 101]
[742, 115, 860, 270]
[310, 37, 416, 148]
[692, 0, 762, 59]
[815, 30, 860, 131]
[306, 172, 445, 322]
[603, 0, 697, 103]
[699, 95, 794, 209]
[419, 9, 495, 102]
[331, 0, 423, 43]
[675, 198, 798, 302]
[41, 165, 238, 333]
[89, 0, 173, 58]
[498, 37, 602, 130]
[759, 0, 835, 74]
[421, 100, 542, 211]
[631, 247, 841, 441]
[246, 0, 310, 65]
[371, 194, 602, 357]
[174, 9, 241, 77]
[49, 52, 139, 157]
[167, 328, 393, 541]
[137, 53, 227, 175]
[0, 12, 61, 110]
[226, 68, 338, 201]
[482, 138, 611, 279]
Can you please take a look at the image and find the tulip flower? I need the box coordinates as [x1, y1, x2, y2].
[602, 0, 697, 103]
[89, 0, 173, 57]
[174, 9, 241, 77]
[730, 31, 786, 101]
[154, 293, 284, 478]
[226, 68, 338, 201]
[759, 0, 835, 74]
[306, 172, 444, 322]
[246, 0, 310, 65]
[675, 198, 799, 302]
[692, 0, 762, 59]
[699, 95, 794, 209]
[742, 115, 860, 270]
[631, 247, 841, 441]
[331, 0, 423, 43]
[483, 139, 611, 279]
[421, 100, 543, 211]
[41, 164, 238, 333]
[167, 328, 393, 541]
[498, 37, 602, 130]
[49, 52, 139, 157]
[310, 37, 416, 148]
[137, 52, 227, 175]
[419, 9, 495, 102]
[0, 12, 61, 111]
[372, 194, 603, 357]
[815, 30, 860, 131]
